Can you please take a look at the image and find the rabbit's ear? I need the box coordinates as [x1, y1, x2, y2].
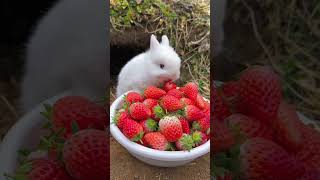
[150, 34, 160, 50]
[161, 35, 170, 46]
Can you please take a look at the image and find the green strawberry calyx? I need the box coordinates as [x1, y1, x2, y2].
[132, 132, 144, 142]
[191, 131, 202, 145]
[153, 105, 165, 119]
[212, 124, 244, 179]
[146, 119, 158, 131]
[40, 104, 53, 120]
[179, 134, 194, 151]
[192, 121, 201, 131]
[166, 143, 176, 151]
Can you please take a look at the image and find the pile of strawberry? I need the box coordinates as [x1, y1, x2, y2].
[113, 81, 210, 151]
[212, 65, 320, 179]
[6, 96, 109, 180]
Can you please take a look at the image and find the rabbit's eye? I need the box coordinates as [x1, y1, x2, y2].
[160, 64, 165, 69]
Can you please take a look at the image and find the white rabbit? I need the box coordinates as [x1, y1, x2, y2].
[20, 0, 107, 111]
[116, 35, 181, 97]
[213, 0, 227, 56]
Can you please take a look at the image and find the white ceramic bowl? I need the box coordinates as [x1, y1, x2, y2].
[0, 91, 72, 180]
[110, 91, 210, 167]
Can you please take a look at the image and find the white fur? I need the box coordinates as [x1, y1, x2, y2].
[21, 0, 107, 111]
[213, 0, 227, 55]
[116, 35, 181, 97]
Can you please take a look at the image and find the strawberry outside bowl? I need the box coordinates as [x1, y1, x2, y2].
[110, 91, 211, 167]
[0, 91, 74, 180]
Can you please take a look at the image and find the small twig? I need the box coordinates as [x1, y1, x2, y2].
[284, 82, 317, 107]
[189, 31, 209, 45]
[240, 0, 280, 73]
[299, 107, 320, 117]
[294, 61, 320, 81]
[0, 96, 18, 119]
[182, 53, 197, 64]
[186, 62, 197, 82]
[279, 33, 320, 64]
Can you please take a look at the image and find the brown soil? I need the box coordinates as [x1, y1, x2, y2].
[110, 137, 210, 180]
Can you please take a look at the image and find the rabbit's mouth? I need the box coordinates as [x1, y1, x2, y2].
[158, 73, 179, 83]
[158, 77, 171, 83]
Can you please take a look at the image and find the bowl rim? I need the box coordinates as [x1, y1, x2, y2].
[110, 91, 210, 161]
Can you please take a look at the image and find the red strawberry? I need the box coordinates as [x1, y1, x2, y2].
[159, 116, 183, 142]
[113, 110, 130, 129]
[183, 105, 205, 121]
[52, 96, 107, 138]
[240, 138, 304, 179]
[212, 83, 231, 121]
[175, 134, 194, 151]
[212, 121, 235, 153]
[48, 148, 60, 161]
[221, 81, 239, 98]
[144, 86, 166, 99]
[299, 122, 320, 141]
[122, 119, 144, 141]
[179, 117, 190, 134]
[192, 116, 210, 133]
[167, 89, 184, 99]
[160, 95, 183, 112]
[296, 135, 320, 172]
[163, 80, 177, 92]
[143, 132, 170, 150]
[195, 94, 209, 110]
[180, 97, 194, 107]
[140, 118, 158, 133]
[142, 98, 158, 109]
[63, 129, 109, 180]
[298, 168, 320, 180]
[129, 102, 151, 120]
[11, 159, 71, 180]
[181, 82, 198, 101]
[238, 66, 282, 122]
[203, 106, 210, 117]
[273, 101, 303, 152]
[192, 131, 208, 146]
[226, 113, 273, 140]
[124, 92, 144, 105]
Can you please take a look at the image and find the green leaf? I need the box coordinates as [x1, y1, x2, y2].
[153, 105, 165, 119]
[17, 148, 31, 165]
[71, 120, 80, 134]
[179, 134, 194, 151]
[192, 121, 201, 131]
[40, 104, 53, 120]
[132, 132, 144, 142]
[176, 109, 184, 116]
[166, 143, 176, 151]
[17, 162, 32, 174]
[146, 119, 158, 131]
[42, 120, 52, 129]
[191, 131, 202, 145]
